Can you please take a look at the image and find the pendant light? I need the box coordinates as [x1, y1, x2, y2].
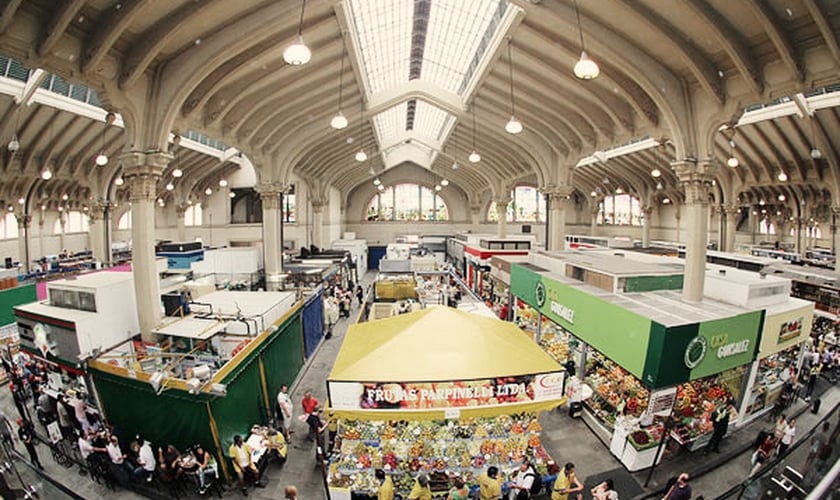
[283, 0, 311, 65]
[172, 146, 183, 178]
[504, 40, 522, 135]
[573, 0, 600, 80]
[726, 139, 739, 168]
[95, 122, 108, 166]
[651, 168, 661, 178]
[114, 176, 124, 186]
[219, 178, 228, 187]
[468, 103, 480, 163]
[810, 114, 822, 159]
[7, 105, 20, 153]
[777, 170, 788, 182]
[330, 35, 348, 129]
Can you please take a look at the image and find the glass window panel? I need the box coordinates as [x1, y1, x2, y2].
[380, 187, 395, 220]
[413, 101, 452, 143]
[118, 211, 131, 230]
[365, 184, 448, 222]
[51, 75, 70, 96]
[1, 213, 18, 239]
[435, 195, 448, 221]
[7, 59, 30, 82]
[70, 85, 88, 102]
[373, 102, 408, 145]
[420, 186, 435, 221]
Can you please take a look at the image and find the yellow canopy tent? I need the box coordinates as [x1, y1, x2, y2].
[327, 306, 566, 420]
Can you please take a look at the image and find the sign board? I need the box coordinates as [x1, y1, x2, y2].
[328, 371, 565, 411]
[758, 302, 813, 358]
[646, 387, 677, 417]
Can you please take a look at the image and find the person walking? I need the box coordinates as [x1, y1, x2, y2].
[806, 363, 820, 400]
[16, 419, 42, 469]
[778, 418, 796, 456]
[663, 473, 691, 500]
[750, 434, 775, 478]
[773, 414, 787, 446]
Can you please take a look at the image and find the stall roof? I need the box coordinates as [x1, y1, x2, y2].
[329, 306, 560, 382]
[15, 300, 96, 323]
[153, 317, 228, 340]
[47, 271, 133, 290]
[191, 290, 296, 317]
[535, 249, 684, 277]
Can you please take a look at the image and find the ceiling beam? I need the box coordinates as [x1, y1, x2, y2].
[804, 0, 840, 68]
[744, 0, 803, 82]
[37, 0, 85, 58]
[82, 0, 154, 76]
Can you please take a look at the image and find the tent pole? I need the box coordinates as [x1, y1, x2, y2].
[258, 356, 271, 424]
[206, 401, 231, 484]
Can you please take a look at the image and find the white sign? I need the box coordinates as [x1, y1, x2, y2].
[646, 386, 677, 417]
[716, 340, 750, 359]
[444, 408, 461, 420]
[550, 301, 575, 324]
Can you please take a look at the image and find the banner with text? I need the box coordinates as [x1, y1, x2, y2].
[328, 372, 566, 411]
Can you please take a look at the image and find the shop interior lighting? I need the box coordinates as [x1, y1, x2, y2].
[441, 179, 449, 186]
[726, 139, 739, 167]
[572, 0, 599, 80]
[283, 0, 311, 65]
[7, 105, 20, 153]
[166, 183, 174, 191]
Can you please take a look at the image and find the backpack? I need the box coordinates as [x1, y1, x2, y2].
[527, 472, 542, 496]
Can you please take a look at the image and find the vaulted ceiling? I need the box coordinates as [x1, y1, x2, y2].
[0, 0, 838, 215]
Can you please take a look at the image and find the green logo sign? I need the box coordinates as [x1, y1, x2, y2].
[535, 281, 546, 307]
[684, 336, 707, 369]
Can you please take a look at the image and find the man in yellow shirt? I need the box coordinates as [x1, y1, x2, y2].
[478, 466, 502, 500]
[551, 462, 583, 500]
[376, 469, 395, 500]
[264, 428, 287, 464]
[228, 434, 264, 495]
[408, 473, 432, 500]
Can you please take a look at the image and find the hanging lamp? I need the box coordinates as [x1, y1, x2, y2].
[505, 40, 522, 135]
[469, 103, 480, 163]
[283, 0, 311, 65]
[330, 35, 348, 129]
[573, 0, 600, 80]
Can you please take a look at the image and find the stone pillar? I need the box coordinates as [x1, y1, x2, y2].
[590, 208, 598, 236]
[258, 186, 283, 291]
[122, 151, 171, 343]
[15, 214, 30, 273]
[58, 212, 66, 252]
[102, 203, 113, 266]
[723, 205, 739, 253]
[833, 206, 840, 272]
[674, 211, 681, 243]
[37, 213, 44, 262]
[311, 201, 324, 249]
[641, 205, 653, 248]
[469, 204, 482, 227]
[495, 200, 510, 239]
[545, 187, 572, 251]
[88, 203, 107, 265]
[175, 203, 187, 242]
[794, 217, 804, 255]
[674, 159, 717, 302]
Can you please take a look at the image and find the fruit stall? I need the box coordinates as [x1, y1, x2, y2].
[325, 307, 566, 499]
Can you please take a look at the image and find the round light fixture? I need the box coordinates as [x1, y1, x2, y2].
[505, 117, 523, 135]
[283, 37, 311, 65]
[7, 134, 19, 153]
[441, 179, 449, 187]
[811, 147, 822, 159]
[17, 197, 24, 205]
[377, 184, 384, 192]
[656, 182, 663, 190]
[651, 168, 661, 178]
[355, 150, 367, 162]
[62, 193, 69, 201]
[468, 150, 481, 163]
[662, 197, 671, 204]
[451, 162, 459, 170]
[615, 187, 624, 194]
[172, 168, 183, 178]
[330, 111, 348, 130]
[95, 152, 108, 166]
[778, 194, 786, 201]
[727, 156, 739, 168]
[759, 199, 766, 206]
[373, 178, 381, 186]
[40, 168, 52, 180]
[205, 187, 212, 195]
[574, 51, 600, 80]
[219, 179, 228, 187]
[590, 191, 597, 197]
[166, 183, 174, 191]
[777, 171, 788, 182]
[435, 184, 442, 192]
[114, 176, 124, 186]
[229, 192, 236, 198]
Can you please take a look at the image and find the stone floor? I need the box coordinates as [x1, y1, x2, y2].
[0, 272, 837, 499]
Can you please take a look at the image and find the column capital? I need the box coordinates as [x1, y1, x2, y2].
[723, 204, 740, 216]
[255, 182, 286, 210]
[88, 202, 107, 221]
[311, 200, 325, 213]
[469, 203, 482, 214]
[543, 185, 573, 211]
[121, 151, 172, 203]
[673, 158, 718, 206]
[641, 205, 653, 216]
[831, 205, 840, 216]
[15, 214, 31, 227]
[175, 202, 190, 217]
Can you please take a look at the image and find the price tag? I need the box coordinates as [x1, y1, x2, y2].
[444, 408, 460, 420]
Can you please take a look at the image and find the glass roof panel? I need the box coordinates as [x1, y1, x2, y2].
[373, 102, 408, 144]
[413, 100, 451, 142]
[347, 0, 413, 95]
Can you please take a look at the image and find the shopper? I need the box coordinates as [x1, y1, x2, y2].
[301, 390, 319, 415]
[448, 476, 470, 500]
[750, 434, 775, 478]
[157, 444, 184, 482]
[276, 385, 293, 438]
[779, 418, 796, 456]
[193, 443, 217, 495]
[704, 400, 732, 454]
[551, 462, 583, 500]
[408, 474, 432, 500]
[106, 433, 132, 476]
[228, 434, 265, 495]
[508, 459, 537, 500]
[773, 414, 787, 445]
[284, 485, 299, 500]
[306, 407, 328, 445]
[805, 363, 820, 400]
[376, 469, 394, 500]
[16, 419, 42, 469]
[663, 473, 691, 500]
[590, 478, 618, 500]
[479, 466, 502, 500]
[356, 285, 364, 306]
[133, 437, 156, 482]
[805, 421, 831, 472]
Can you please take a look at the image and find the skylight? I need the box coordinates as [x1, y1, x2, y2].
[347, 0, 513, 167]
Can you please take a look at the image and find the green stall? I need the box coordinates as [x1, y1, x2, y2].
[510, 263, 764, 464]
[89, 302, 306, 482]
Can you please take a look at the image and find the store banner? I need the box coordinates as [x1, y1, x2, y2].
[328, 372, 565, 411]
[758, 303, 814, 358]
[510, 263, 652, 379]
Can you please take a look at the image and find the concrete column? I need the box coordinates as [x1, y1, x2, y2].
[794, 217, 804, 256]
[723, 205, 739, 253]
[641, 206, 653, 248]
[469, 204, 482, 227]
[58, 212, 66, 252]
[833, 206, 840, 272]
[590, 208, 598, 236]
[102, 203, 113, 266]
[674, 212, 681, 243]
[37, 214, 44, 261]
[88, 204, 107, 265]
[15, 214, 30, 273]
[122, 151, 171, 343]
[495, 200, 509, 238]
[175, 203, 187, 242]
[545, 187, 572, 251]
[311, 201, 324, 249]
[258, 185, 283, 291]
[674, 159, 717, 302]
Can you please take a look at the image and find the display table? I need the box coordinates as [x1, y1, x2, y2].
[670, 428, 712, 452]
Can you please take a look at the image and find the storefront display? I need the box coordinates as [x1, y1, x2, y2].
[584, 352, 650, 426]
[327, 414, 553, 496]
[669, 366, 743, 451]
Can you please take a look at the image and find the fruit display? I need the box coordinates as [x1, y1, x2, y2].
[583, 352, 649, 423]
[328, 413, 556, 496]
[670, 368, 744, 443]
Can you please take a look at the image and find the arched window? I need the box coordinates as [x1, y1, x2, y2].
[0, 213, 18, 239]
[487, 186, 546, 222]
[598, 194, 642, 226]
[759, 219, 776, 235]
[185, 204, 202, 226]
[366, 184, 448, 221]
[53, 211, 89, 234]
[807, 226, 822, 239]
[117, 211, 131, 230]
